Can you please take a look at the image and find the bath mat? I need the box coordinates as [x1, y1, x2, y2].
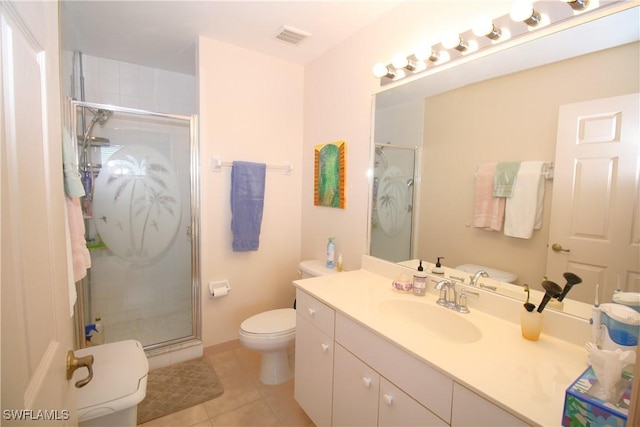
[137, 357, 224, 424]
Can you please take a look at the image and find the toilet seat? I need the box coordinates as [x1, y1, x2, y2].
[240, 308, 296, 336]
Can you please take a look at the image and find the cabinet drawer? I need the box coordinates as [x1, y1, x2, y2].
[296, 289, 335, 338]
[379, 378, 447, 427]
[335, 312, 453, 423]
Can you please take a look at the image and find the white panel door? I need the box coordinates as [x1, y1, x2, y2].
[1, 1, 78, 424]
[547, 93, 640, 304]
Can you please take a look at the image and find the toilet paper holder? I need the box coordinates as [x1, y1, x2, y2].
[209, 280, 231, 298]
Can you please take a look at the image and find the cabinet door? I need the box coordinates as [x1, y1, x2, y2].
[333, 344, 380, 427]
[294, 315, 334, 427]
[451, 383, 529, 426]
[379, 378, 448, 427]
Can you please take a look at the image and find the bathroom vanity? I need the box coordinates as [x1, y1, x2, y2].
[293, 256, 590, 426]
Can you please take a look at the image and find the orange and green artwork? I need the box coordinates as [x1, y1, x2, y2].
[314, 140, 346, 209]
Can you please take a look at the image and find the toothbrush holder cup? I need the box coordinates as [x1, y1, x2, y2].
[520, 308, 543, 341]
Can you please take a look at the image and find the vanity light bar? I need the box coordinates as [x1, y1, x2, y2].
[373, 0, 610, 85]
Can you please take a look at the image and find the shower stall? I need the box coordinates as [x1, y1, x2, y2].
[69, 99, 200, 352]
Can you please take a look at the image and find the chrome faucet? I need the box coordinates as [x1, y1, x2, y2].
[434, 280, 479, 313]
[470, 270, 489, 286]
[434, 280, 456, 309]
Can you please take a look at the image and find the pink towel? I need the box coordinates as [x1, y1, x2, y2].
[473, 163, 505, 231]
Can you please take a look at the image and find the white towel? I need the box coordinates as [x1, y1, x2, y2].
[504, 161, 545, 239]
[64, 197, 91, 315]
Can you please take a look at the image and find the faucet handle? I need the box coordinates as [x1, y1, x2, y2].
[458, 291, 469, 313]
[457, 289, 479, 314]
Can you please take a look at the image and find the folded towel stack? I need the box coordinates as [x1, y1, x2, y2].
[231, 161, 267, 251]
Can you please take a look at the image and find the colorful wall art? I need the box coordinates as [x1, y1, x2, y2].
[314, 140, 346, 209]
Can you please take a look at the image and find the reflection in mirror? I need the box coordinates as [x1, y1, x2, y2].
[370, 5, 640, 318]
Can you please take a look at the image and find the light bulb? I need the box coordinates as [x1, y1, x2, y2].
[372, 63, 393, 79]
[510, 0, 541, 27]
[391, 54, 409, 69]
[510, 0, 531, 21]
[414, 45, 432, 62]
[472, 16, 494, 37]
[442, 31, 463, 50]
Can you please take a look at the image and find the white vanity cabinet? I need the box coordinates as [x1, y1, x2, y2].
[451, 383, 529, 427]
[295, 289, 529, 427]
[294, 290, 335, 427]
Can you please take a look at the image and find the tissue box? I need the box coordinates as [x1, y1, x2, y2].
[562, 366, 633, 427]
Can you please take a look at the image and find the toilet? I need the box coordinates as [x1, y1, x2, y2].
[455, 263, 518, 284]
[74, 340, 149, 427]
[238, 260, 337, 385]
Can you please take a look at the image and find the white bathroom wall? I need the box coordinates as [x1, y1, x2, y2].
[301, 1, 513, 270]
[198, 37, 304, 346]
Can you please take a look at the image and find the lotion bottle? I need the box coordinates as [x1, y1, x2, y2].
[326, 238, 335, 269]
[432, 257, 445, 274]
[413, 261, 428, 296]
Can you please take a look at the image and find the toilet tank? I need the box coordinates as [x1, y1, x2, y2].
[455, 264, 518, 284]
[299, 260, 337, 278]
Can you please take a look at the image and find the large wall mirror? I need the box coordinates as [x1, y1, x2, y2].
[370, 4, 639, 318]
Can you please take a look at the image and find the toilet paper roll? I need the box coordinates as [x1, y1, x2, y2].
[211, 286, 228, 298]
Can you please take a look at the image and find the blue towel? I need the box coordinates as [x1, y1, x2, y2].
[231, 161, 266, 251]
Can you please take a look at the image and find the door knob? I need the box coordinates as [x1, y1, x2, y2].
[66, 350, 94, 388]
[551, 243, 570, 252]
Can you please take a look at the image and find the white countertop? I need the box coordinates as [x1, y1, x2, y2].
[293, 262, 591, 426]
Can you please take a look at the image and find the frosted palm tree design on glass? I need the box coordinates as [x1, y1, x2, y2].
[107, 155, 177, 257]
[93, 145, 181, 263]
[376, 166, 408, 236]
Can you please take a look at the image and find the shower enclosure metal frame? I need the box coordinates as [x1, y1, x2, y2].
[68, 99, 201, 352]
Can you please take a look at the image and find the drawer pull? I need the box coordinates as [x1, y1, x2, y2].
[362, 377, 372, 388]
[321, 343, 329, 352]
[383, 393, 393, 406]
[308, 307, 316, 316]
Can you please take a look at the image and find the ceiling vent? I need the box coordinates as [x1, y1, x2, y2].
[274, 25, 311, 46]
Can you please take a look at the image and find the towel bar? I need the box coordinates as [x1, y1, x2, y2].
[211, 156, 293, 175]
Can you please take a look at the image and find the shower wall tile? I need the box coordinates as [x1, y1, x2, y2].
[119, 62, 139, 98]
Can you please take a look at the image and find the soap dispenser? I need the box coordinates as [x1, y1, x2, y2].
[413, 260, 428, 296]
[432, 257, 445, 274]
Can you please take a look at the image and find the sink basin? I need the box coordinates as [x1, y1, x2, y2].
[378, 299, 482, 343]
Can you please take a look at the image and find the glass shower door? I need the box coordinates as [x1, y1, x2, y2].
[370, 143, 417, 262]
[71, 100, 199, 350]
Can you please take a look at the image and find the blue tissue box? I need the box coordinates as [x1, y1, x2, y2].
[562, 366, 632, 427]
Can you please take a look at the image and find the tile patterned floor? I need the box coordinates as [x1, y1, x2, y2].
[140, 341, 314, 427]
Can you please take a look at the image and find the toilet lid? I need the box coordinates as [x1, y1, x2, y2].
[241, 308, 296, 334]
